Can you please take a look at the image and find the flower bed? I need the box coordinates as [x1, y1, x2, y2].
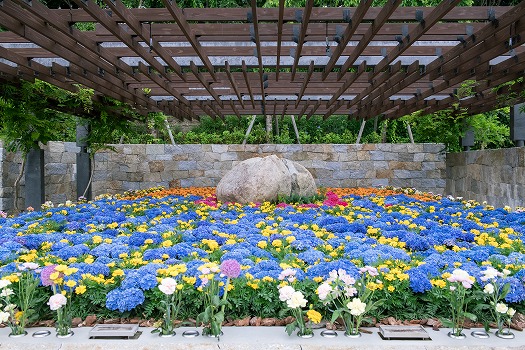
[0, 187, 524, 332]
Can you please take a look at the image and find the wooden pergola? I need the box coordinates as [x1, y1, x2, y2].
[0, 0, 524, 121]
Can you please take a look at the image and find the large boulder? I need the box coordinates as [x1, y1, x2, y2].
[216, 155, 317, 204]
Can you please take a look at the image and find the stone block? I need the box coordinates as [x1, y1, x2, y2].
[180, 144, 203, 154]
[340, 178, 358, 187]
[356, 151, 370, 161]
[338, 152, 358, 161]
[46, 141, 65, 153]
[393, 170, 422, 179]
[61, 152, 77, 164]
[405, 144, 424, 153]
[64, 142, 80, 153]
[221, 152, 239, 161]
[178, 161, 197, 171]
[180, 178, 194, 187]
[45, 163, 68, 175]
[152, 154, 171, 161]
[390, 161, 421, 171]
[143, 172, 162, 182]
[372, 178, 389, 187]
[148, 161, 164, 173]
[375, 169, 393, 178]
[145, 144, 165, 155]
[212, 144, 229, 153]
[369, 151, 384, 161]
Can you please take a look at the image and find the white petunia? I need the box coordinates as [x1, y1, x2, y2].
[495, 303, 508, 314]
[286, 291, 307, 309]
[347, 298, 366, 316]
[158, 277, 177, 295]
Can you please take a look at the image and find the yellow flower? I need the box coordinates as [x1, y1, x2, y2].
[112, 269, 125, 277]
[65, 280, 77, 288]
[272, 239, 282, 248]
[307, 310, 322, 324]
[144, 239, 154, 245]
[92, 236, 103, 244]
[313, 277, 323, 283]
[387, 285, 395, 292]
[76, 285, 87, 294]
[257, 241, 267, 249]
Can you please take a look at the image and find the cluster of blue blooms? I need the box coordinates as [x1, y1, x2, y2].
[0, 188, 524, 316]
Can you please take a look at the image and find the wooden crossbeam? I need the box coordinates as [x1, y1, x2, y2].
[101, 0, 185, 81]
[290, 0, 314, 81]
[322, 0, 372, 80]
[161, 0, 216, 81]
[241, 60, 256, 109]
[336, 0, 402, 81]
[250, 0, 267, 110]
[275, 0, 285, 82]
[295, 61, 315, 109]
[225, 62, 244, 108]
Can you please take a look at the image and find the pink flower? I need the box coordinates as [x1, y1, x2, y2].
[40, 265, 58, 286]
[359, 266, 379, 277]
[317, 283, 332, 300]
[48, 293, 67, 310]
[220, 259, 241, 278]
[447, 269, 474, 289]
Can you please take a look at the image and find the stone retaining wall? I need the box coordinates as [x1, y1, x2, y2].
[446, 147, 525, 208]
[0, 142, 446, 211]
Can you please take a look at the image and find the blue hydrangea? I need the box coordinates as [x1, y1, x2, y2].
[106, 287, 145, 312]
[407, 268, 432, 293]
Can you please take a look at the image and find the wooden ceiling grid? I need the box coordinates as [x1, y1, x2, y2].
[0, 1, 524, 121]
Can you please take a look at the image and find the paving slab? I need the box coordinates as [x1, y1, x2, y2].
[0, 327, 524, 350]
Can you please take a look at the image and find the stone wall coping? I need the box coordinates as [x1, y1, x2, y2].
[0, 326, 522, 349]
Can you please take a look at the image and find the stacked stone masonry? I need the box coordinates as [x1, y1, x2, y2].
[446, 147, 525, 208]
[0, 142, 448, 211]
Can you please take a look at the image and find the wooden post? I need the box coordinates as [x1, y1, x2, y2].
[356, 119, 366, 144]
[406, 121, 414, 143]
[242, 115, 257, 145]
[290, 115, 301, 144]
[265, 114, 273, 142]
[165, 119, 176, 146]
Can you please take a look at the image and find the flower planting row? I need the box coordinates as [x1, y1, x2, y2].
[0, 187, 523, 339]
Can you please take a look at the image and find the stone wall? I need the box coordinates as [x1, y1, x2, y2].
[446, 147, 525, 208]
[0, 142, 447, 211]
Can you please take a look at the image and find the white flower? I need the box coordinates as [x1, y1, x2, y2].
[343, 285, 358, 298]
[278, 285, 295, 301]
[158, 277, 177, 295]
[48, 293, 67, 311]
[18, 262, 39, 271]
[0, 288, 14, 297]
[0, 311, 10, 323]
[4, 304, 16, 312]
[347, 298, 366, 316]
[495, 303, 508, 314]
[507, 308, 516, 317]
[286, 291, 307, 309]
[447, 269, 474, 289]
[0, 279, 12, 289]
[483, 283, 495, 294]
[502, 269, 511, 277]
[316, 283, 332, 301]
[480, 267, 502, 282]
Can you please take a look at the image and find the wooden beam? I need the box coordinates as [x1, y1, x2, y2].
[241, 60, 256, 109]
[160, 0, 216, 81]
[337, 0, 402, 81]
[295, 61, 315, 109]
[276, 0, 285, 82]
[290, 0, 314, 81]
[225, 61, 244, 108]
[322, 0, 372, 80]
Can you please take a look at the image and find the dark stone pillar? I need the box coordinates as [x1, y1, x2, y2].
[461, 121, 475, 151]
[511, 103, 525, 147]
[25, 147, 45, 210]
[76, 123, 92, 200]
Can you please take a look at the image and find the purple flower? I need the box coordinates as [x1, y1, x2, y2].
[220, 259, 241, 278]
[40, 265, 57, 286]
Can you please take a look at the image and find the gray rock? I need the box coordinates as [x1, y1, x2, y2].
[217, 155, 317, 204]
